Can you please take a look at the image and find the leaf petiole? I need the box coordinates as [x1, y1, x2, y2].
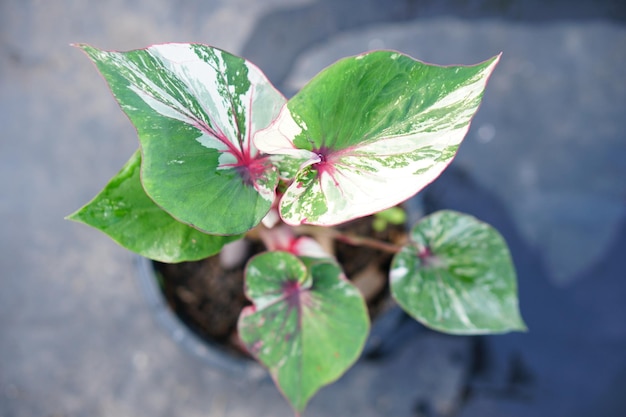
[294, 225, 404, 254]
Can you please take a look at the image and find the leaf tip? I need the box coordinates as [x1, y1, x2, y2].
[64, 209, 82, 223]
[485, 52, 502, 74]
[71, 43, 101, 60]
[70, 43, 90, 51]
[513, 319, 529, 333]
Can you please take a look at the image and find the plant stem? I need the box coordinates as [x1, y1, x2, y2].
[294, 225, 403, 254]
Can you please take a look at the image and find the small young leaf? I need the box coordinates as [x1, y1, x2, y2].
[259, 226, 331, 259]
[256, 51, 500, 226]
[78, 43, 286, 235]
[375, 206, 407, 225]
[390, 210, 526, 334]
[67, 151, 241, 262]
[373, 206, 407, 231]
[238, 252, 369, 413]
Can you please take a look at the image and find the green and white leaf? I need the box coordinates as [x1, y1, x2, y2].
[238, 252, 369, 413]
[78, 43, 286, 235]
[67, 151, 241, 262]
[390, 210, 526, 334]
[255, 51, 500, 226]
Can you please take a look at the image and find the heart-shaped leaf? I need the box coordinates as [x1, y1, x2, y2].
[390, 210, 526, 334]
[255, 51, 500, 226]
[78, 43, 286, 235]
[238, 252, 369, 413]
[67, 151, 241, 262]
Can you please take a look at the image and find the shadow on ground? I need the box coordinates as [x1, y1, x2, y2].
[422, 165, 626, 417]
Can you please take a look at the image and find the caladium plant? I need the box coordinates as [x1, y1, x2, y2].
[68, 43, 525, 415]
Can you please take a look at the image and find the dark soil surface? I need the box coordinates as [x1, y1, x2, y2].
[154, 216, 407, 356]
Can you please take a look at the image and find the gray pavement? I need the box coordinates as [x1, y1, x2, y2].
[1, 1, 625, 416]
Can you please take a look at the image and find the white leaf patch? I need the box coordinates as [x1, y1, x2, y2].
[258, 54, 500, 226]
[255, 106, 316, 163]
[94, 43, 285, 171]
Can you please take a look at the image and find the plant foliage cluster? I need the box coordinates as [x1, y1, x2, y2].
[69, 43, 525, 414]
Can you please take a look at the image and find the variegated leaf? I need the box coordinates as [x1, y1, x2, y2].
[67, 151, 241, 262]
[390, 210, 526, 334]
[78, 43, 286, 235]
[238, 252, 369, 413]
[255, 51, 500, 226]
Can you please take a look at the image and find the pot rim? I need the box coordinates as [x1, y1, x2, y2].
[135, 255, 267, 380]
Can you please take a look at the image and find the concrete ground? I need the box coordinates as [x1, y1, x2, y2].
[1, 1, 625, 416]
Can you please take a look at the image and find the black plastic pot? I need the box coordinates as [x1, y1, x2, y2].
[135, 255, 267, 379]
[134, 196, 453, 375]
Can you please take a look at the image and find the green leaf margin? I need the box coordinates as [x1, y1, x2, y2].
[238, 251, 370, 413]
[390, 210, 526, 334]
[67, 150, 241, 262]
